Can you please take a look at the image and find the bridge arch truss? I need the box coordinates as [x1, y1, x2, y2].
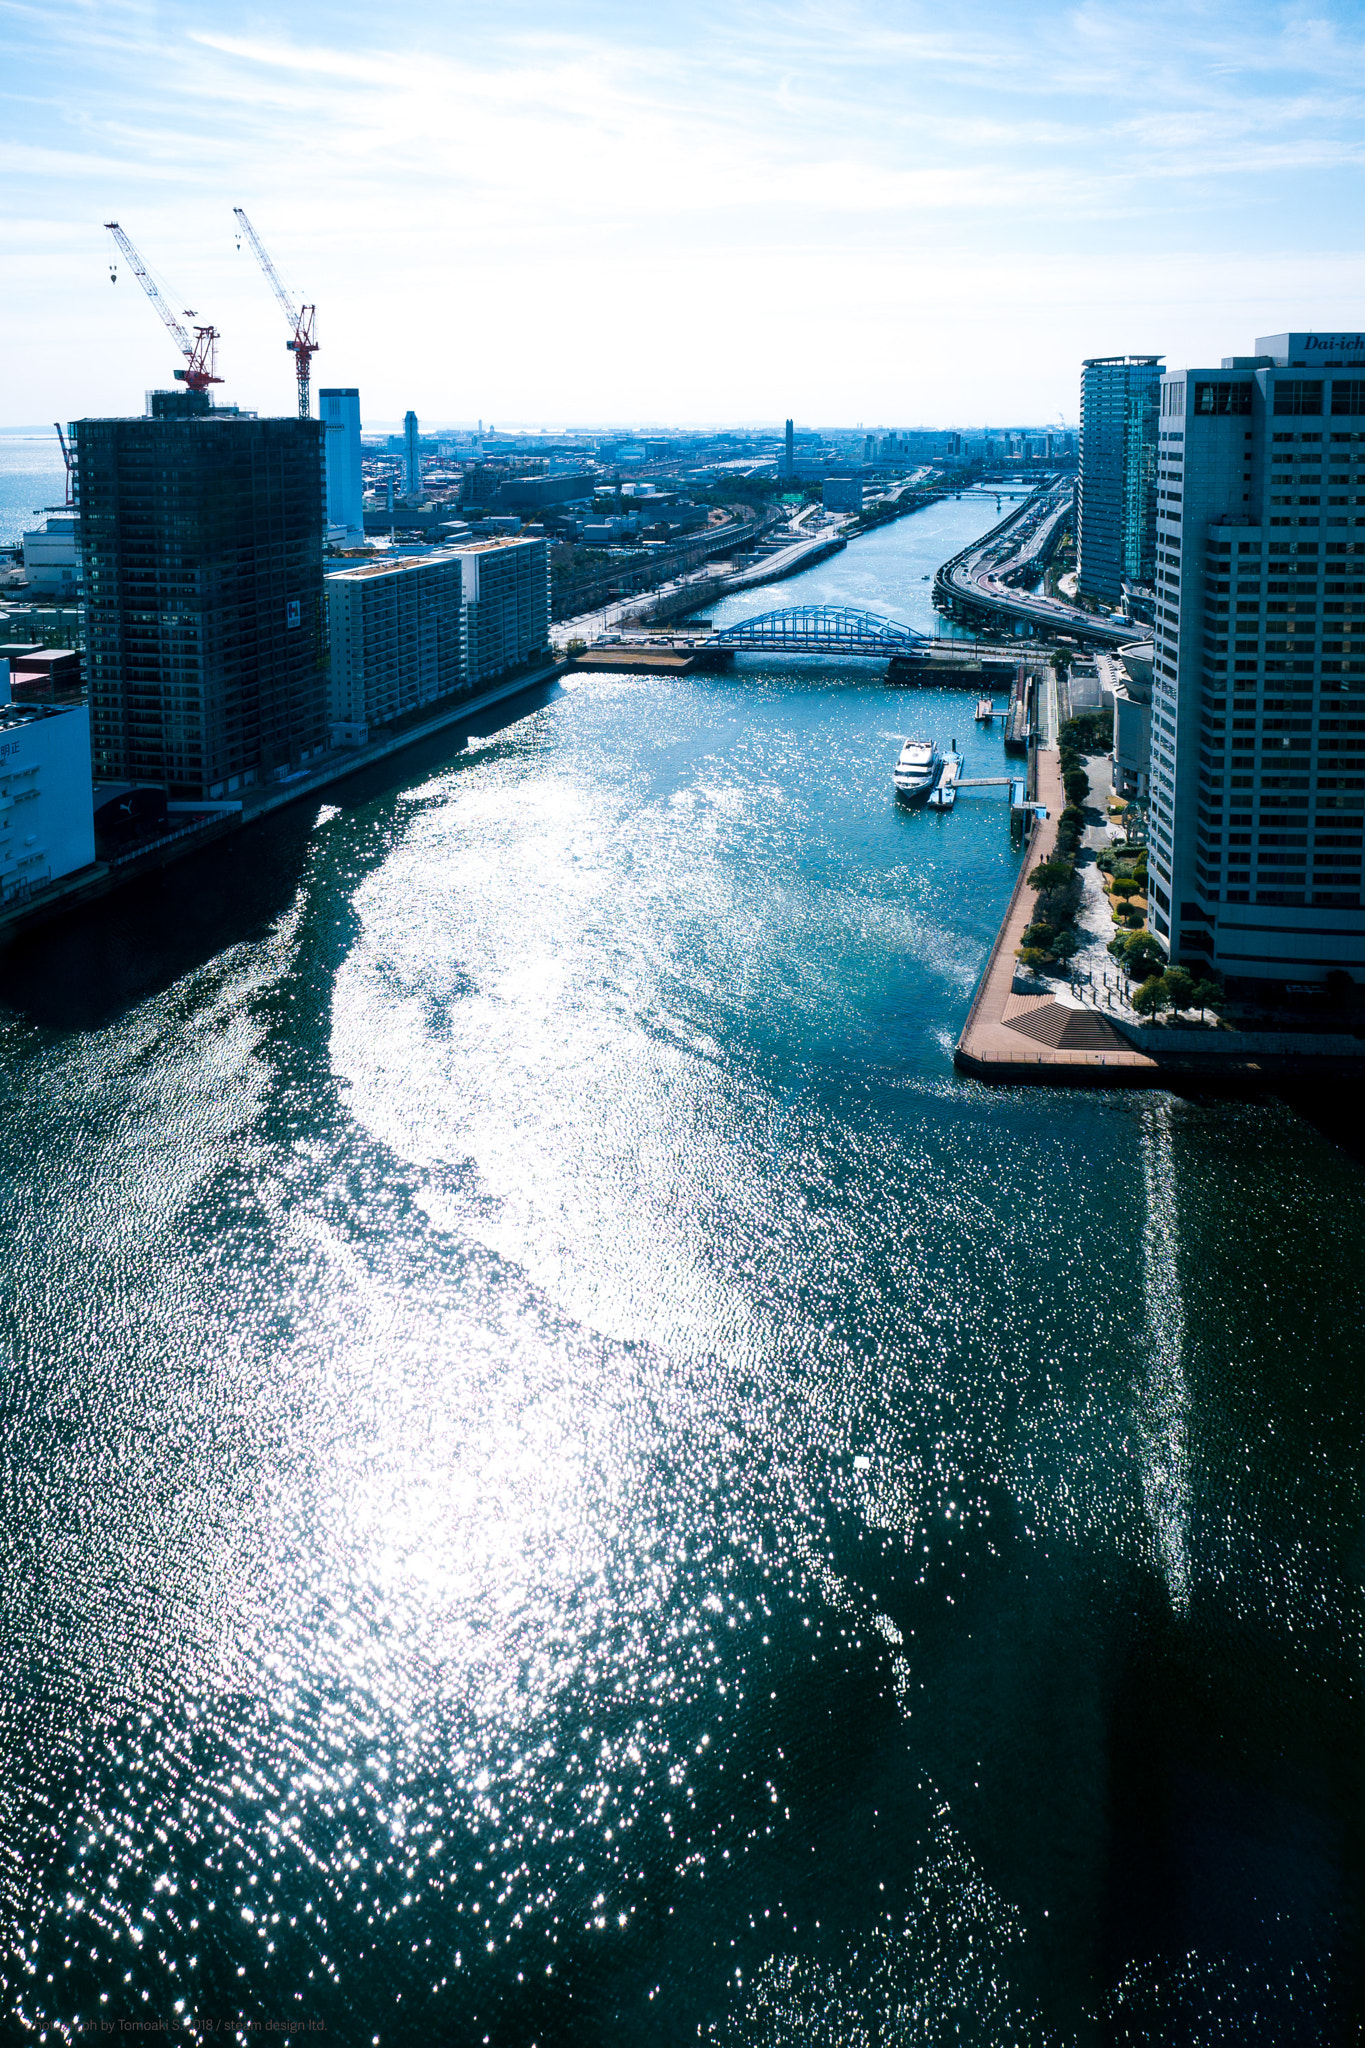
[711, 605, 929, 656]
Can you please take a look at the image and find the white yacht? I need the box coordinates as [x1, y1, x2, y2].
[893, 736, 941, 804]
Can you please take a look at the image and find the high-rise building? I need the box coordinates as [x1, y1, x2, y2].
[325, 534, 550, 745]
[1078, 355, 1164, 606]
[454, 537, 551, 684]
[320, 387, 363, 535]
[76, 395, 328, 798]
[404, 410, 421, 497]
[326, 550, 467, 743]
[1148, 330, 1365, 986]
[782, 418, 794, 479]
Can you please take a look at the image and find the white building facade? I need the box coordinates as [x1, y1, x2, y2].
[22, 514, 79, 596]
[0, 683, 96, 901]
[1150, 331, 1365, 986]
[326, 551, 466, 743]
[320, 388, 364, 537]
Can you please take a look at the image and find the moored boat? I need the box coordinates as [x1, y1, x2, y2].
[893, 737, 941, 803]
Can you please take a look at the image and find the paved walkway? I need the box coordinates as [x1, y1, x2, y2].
[954, 746, 1158, 1080]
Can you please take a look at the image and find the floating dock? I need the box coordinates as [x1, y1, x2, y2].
[928, 743, 963, 809]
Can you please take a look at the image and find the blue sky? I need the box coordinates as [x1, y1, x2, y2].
[4, 0, 1364, 427]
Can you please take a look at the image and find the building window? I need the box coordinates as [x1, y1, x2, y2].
[1331, 381, 1365, 417]
[1193, 381, 1253, 415]
[1274, 381, 1325, 416]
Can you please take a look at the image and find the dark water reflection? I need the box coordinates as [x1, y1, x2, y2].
[0, 506, 1361, 2044]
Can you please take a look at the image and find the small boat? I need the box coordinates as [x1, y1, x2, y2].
[894, 736, 941, 803]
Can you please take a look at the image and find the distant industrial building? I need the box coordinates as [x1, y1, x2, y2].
[320, 387, 363, 537]
[823, 475, 864, 514]
[780, 418, 794, 479]
[404, 410, 421, 496]
[0, 679, 95, 903]
[76, 393, 328, 798]
[495, 474, 596, 512]
[1077, 355, 1163, 607]
[21, 514, 79, 597]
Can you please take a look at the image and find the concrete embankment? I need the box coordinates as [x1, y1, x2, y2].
[954, 750, 1365, 1086]
[0, 659, 567, 948]
[953, 752, 1158, 1083]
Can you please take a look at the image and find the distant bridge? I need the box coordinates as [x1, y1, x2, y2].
[711, 605, 929, 656]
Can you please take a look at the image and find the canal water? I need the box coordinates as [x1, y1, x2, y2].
[0, 496, 1362, 2045]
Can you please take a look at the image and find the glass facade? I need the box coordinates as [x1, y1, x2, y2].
[1078, 355, 1163, 606]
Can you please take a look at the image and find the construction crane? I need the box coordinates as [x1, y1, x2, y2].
[233, 208, 317, 418]
[104, 222, 222, 392]
[54, 423, 74, 509]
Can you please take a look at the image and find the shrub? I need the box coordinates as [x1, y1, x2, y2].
[1116, 903, 1145, 927]
[566, 637, 587, 657]
[1016, 946, 1048, 970]
[1109, 877, 1140, 899]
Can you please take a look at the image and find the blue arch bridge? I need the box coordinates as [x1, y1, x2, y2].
[710, 605, 929, 656]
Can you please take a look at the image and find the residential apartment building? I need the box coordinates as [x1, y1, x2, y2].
[456, 537, 550, 685]
[325, 535, 550, 740]
[1078, 355, 1163, 607]
[76, 396, 328, 798]
[326, 550, 466, 742]
[1148, 331, 1365, 986]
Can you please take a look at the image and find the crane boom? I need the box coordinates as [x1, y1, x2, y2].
[105, 222, 221, 391]
[233, 207, 318, 418]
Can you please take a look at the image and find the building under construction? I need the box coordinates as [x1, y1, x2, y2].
[76, 392, 328, 798]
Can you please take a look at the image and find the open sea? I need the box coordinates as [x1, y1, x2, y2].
[0, 484, 1361, 2044]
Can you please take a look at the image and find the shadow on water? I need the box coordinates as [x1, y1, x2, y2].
[0, 682, 561, 1034]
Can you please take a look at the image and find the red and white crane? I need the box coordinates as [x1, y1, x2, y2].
[233, 208, 318, 418]
[104, 222, 222, 392]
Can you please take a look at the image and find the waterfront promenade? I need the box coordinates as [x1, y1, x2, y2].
[954, 747, 1158, 1081]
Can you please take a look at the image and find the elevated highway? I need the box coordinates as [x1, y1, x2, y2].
[935, 480, 1138, 648]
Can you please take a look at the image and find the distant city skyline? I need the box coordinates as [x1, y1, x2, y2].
[6, 0, 1364, 425]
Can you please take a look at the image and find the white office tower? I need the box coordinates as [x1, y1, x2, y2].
[0, 699, 96, 902]
[320, 388, 363, 537]
[1151, 332, 1365, 988]
[404, 410, 420, 497]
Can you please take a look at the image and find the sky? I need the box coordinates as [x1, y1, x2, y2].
[3, 0, 1364, 430]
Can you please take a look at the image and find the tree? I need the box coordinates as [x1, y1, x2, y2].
[1109, 877, 1139, 899]
[1132, 974, 1168, 1019]
[1028, 858, 1074, 920]
[1121, 932, 1166, 981]
[1162, 965, 1198, 1016]
[1063, 769, 1090, 808]
[1191, 978, 1226, 1018]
